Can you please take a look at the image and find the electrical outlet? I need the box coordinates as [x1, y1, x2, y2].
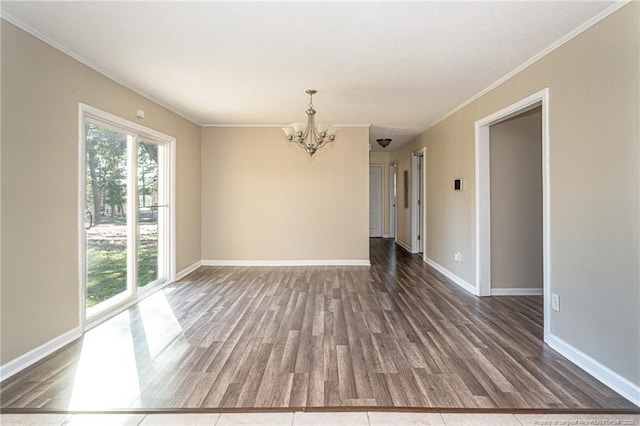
[551, 293, 560, 311]
[454, 252, 462, 262]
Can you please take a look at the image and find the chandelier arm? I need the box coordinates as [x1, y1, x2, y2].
[302, 126, 311, 142]
[309, 126, 321, 147]
[306, 111, 317, 148]
[316, 136, 328, 149]
[293, 126, 310, 145]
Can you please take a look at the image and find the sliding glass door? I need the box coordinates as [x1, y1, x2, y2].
[82, 106, 173, 322]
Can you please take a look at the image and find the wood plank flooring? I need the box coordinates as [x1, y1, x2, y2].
[1, 239, 635, 411]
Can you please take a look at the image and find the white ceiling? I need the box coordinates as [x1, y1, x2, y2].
[1, 1, 619, 151]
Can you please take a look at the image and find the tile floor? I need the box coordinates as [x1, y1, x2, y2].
[0, 412, 638, 426]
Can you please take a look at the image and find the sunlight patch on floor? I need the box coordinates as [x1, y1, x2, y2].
[138, 291, 185, 360]
[68, 312, 141, 410]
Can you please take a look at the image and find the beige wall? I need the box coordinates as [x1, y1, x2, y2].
[490, 108, 542, 290]
[369, 151, 390, 237]
[201, 127, 369, 261]
[391, 2, 639, 386]
[1, 21, 202, 364]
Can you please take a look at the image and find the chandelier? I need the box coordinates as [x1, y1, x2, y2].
[282, 89, 337, 157]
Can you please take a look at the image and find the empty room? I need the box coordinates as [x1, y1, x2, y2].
[1, 1, 639, 425]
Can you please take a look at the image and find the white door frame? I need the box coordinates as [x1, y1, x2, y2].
[78, 103, 177, 331]
[369, 165, 384, 238]
[411, 148, 426, 254]
[474, 88, 550, 342]
[389, 161, 397, 240]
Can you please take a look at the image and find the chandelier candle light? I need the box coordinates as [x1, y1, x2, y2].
[282, 89, 338, 157]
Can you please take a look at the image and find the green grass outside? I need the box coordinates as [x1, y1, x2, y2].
[86, 229, 158, 308]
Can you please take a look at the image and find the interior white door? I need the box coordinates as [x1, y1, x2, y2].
[369, 166, 383, 237]
[418, 155, 424, 253]
[390, 163, 397, 239]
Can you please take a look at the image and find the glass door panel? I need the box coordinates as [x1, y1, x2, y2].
[85, 122, 131, 311]
[137, 141, 164, 288]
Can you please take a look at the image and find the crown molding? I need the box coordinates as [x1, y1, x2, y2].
[3, 0, 629, 137]
[0, 12, 203, 127]
[422, 0, 631, 133]
[203, 123, 372, 128]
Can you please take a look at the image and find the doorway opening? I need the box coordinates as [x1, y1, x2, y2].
[80, 104, 176, 329]
[490, 106, 543, 299]
[411, 148, 426, 254]
[475, 88, 550, 342]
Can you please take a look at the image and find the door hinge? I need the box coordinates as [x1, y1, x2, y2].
[417, 235, 421, 240]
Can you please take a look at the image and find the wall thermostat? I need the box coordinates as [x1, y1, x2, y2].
[454, 178, 463, 191]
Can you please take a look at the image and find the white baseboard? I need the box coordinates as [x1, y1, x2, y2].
[396, 240, 412, 253]
[0, 326, 82, 382]
[175, 260, 202, 280]
[547, 333, 640, 407]
[424, 257, 477, 296]
[382, 233, 392, 238]
[491, 287, 543, 296]
[1, 260, 204, 381]
[202, 259, 371, 267]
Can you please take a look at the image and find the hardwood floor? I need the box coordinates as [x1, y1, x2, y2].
[1, 239, 635, 411]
